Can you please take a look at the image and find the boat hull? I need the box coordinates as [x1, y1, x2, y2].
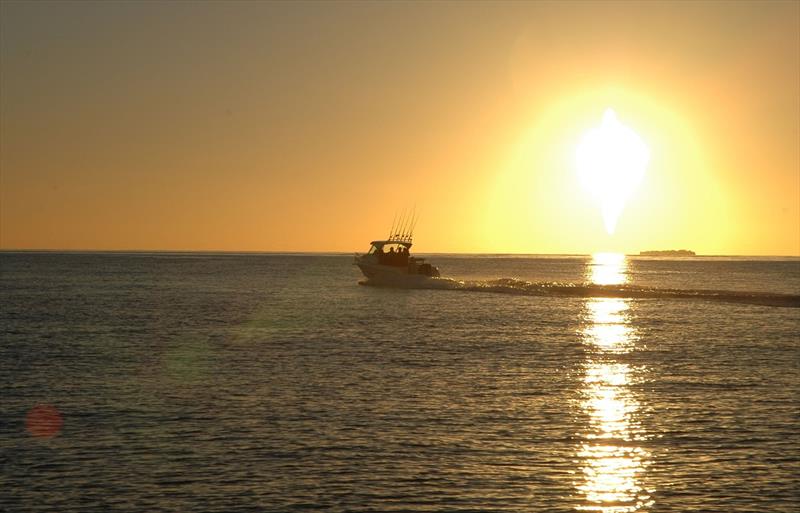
[355, 261, 439, 286]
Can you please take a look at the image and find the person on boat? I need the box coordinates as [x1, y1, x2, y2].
[400, 246, 409, 265]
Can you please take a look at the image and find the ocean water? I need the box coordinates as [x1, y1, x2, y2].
[1, 252, 799, 512]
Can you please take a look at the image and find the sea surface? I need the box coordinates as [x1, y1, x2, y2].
[1, 252, 799, 512]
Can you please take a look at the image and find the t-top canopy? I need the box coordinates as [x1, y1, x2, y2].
[370, 240, 413, 250]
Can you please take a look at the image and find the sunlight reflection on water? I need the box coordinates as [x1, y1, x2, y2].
[588, 252, 628, 286]
[576, 254, 653, 512]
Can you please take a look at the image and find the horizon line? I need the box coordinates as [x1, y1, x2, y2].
[1, 248, 799, 258]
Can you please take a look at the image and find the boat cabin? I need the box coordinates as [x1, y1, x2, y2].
[367, 240, 412, 267]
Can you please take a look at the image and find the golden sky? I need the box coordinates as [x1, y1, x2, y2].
[1, 1, 798, 255]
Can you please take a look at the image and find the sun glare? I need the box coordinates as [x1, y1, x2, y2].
[576, 109, 650, 235]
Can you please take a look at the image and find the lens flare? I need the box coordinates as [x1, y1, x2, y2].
[576, 109, 650, 234]
[26, 404, 63, 438]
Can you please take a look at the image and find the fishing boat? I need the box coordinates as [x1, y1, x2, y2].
[354, 214, 440, 284]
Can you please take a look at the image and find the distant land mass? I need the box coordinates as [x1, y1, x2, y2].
[639, 249, 696, 256]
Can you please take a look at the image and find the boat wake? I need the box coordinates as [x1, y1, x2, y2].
[362, 277, 800, 308]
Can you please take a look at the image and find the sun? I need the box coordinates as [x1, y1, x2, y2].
[576, 108, 650, 234]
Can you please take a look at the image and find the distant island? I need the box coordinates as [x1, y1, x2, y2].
[639, 249, 696, 257]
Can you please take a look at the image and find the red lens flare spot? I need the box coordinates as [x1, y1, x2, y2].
[26, 404, 63, 438]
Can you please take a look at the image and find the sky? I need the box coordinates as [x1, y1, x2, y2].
[1, 0, 798, 255]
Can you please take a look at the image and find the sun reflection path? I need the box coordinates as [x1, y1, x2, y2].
[576, 254, 653, 513]
[588, 252, 627, 286]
